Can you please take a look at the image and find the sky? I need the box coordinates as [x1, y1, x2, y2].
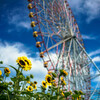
[0, 0, 100, 92]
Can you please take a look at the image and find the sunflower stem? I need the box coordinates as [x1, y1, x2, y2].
[57, 75, 60, 100]
[7, 90, 10, 100]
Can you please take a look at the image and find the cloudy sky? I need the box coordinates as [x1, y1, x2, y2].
[0, 0, 100, 90]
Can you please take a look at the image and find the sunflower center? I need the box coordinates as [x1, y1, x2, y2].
[43, 83, 46, 86]
[29, 87, 32, 90]
[47, 77, 51, 83]
[25, 60, 29, 65]
[19, 60, 25, 65]
[6, 69, 9, 72]
[34, 81, 37, 84]
[33, 85, 36, 88]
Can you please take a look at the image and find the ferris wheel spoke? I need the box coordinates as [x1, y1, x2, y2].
[45, 37, 71, 52]
[76, 61, 91, 76]
[87, 74, 100, 81]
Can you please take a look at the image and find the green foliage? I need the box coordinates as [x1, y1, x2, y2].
[0, 57, 85, 100]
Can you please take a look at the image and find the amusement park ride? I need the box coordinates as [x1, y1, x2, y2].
[27, 0, 100, 99]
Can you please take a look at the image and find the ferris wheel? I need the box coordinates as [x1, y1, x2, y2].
[27, 0, 100, 99]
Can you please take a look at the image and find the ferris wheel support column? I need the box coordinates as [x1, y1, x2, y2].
[75, 38, 100, 74]
[73, 38, 78, 90]
[89, 82, 99, 100]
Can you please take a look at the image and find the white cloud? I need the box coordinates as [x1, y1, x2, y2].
[82, 34, 96, 40]
[19, 22, 31, 29]
[6, 7, 31, 31]
[90, 67, 100, 83]
[8, 14, 31, 30]
[84, 0, 100, 23]
[0, 42, 47, 86]
[67, 0, 84, 13]
[92, 70, 100, 82]
[89, 49, 100, 56]
[92, 56, 100, 62]
[93, 76, 100, 82]
[68, 0, 100, 22]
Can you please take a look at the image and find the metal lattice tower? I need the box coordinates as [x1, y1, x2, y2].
[27, 0, 100, 99]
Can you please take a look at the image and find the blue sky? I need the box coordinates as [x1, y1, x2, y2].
[0, 0, 100, 93]
[0, 0, 100, 53]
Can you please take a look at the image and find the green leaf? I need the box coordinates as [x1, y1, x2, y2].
[52, 73, 57, 78]
[59, 96, 65, 100]
[21, 91, 34, 97]
[30, 74, 34, 79]
[72, 94, 79, 99]
[11, 77, 17, 82]
[64, 92, 71, 98]
[79, 91, 85, 95]
[0, 77, 3, 81]
[9, 65, 18, 73]
[0, 83, 8, 92]
[74, 90, 79, 95]
[50, 96, 57, 100]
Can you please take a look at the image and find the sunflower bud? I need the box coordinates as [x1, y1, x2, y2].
[47, 93, 50, 97]
[30, 74, 34, 79]
[52, 73, 57, 78]
[0, 61, 3, 64]
[34, 81, 37, 84]
[26, 76, 30, 81]
[9, 82, 13, 85]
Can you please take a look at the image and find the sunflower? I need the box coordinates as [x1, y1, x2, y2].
[16, 56, 32, 71]
[69, 90, 72, 95]
[0, 70, 2, 76]
[32, 84, 37, 90]
[16, 57, 26, 69]
[4, 68, 11, 74]
[30, 82, 34, 86]
[77, 98, 79, 100]
[79, 95, 81, 99]
[60, 69, 68, 76]
[61, 80, 66, 85]
[52, 82, 57, 86]
[61, 92, 65, 96]
[61, 77, 64, 81]
[42, 81, 47, 88]
[34, 81, 37, 85]
[27, 86, 33, 91]
[79, 90, 83, 94]
[27, 81, 30, 83]
[52, 79, 56, 82]
[45, 74, 52, 86]
[62, 70, 68, 76]
[48, 71, 52, 74]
